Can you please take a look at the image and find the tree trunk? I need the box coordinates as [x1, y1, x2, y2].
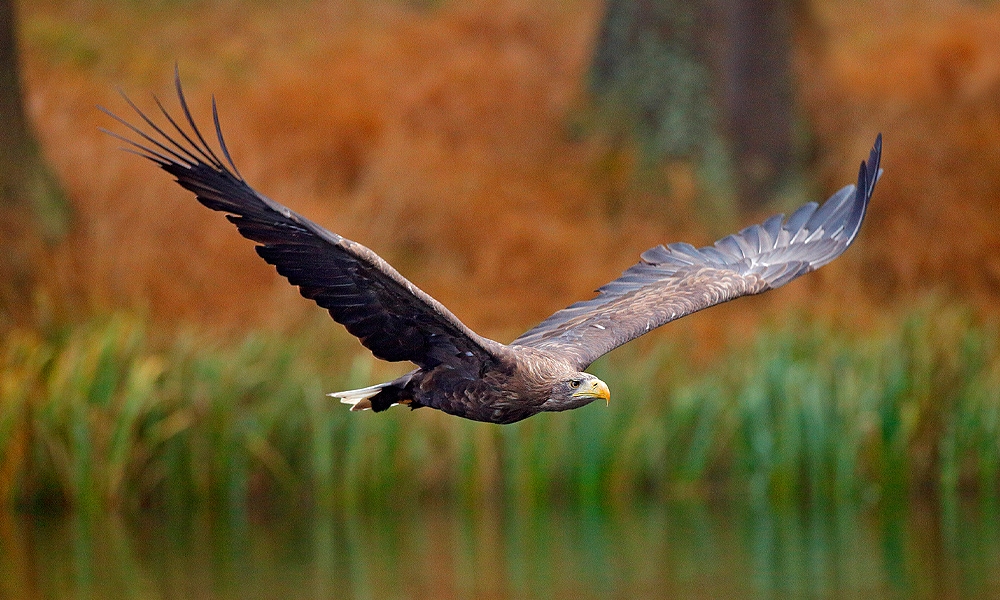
[0, 0, 71, 327]
[589, 0, 802, 212]
[717, 0, 797, 211]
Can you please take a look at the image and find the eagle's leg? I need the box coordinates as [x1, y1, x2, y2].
[366, 385, 412, 412]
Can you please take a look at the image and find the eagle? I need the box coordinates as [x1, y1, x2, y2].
[103, 74, 882, 424]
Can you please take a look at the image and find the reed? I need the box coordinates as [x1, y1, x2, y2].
[1, 302, 998, 513]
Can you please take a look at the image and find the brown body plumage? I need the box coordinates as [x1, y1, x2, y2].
[103, 73, 882, 424]
[363, 344, 601, 424]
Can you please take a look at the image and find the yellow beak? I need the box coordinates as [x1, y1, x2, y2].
[572, 379, 611, 405]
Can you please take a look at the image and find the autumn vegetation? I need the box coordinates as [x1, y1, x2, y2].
[5, 0, 1000, 511]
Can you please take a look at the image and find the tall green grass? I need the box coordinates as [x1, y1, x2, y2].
[1, 303, 998, 513]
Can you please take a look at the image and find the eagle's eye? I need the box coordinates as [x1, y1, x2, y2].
[569, 380, 580, 388]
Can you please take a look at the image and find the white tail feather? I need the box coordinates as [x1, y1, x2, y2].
[329, 382, 388, 411]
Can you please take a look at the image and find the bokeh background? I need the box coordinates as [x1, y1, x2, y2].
[4, 0, 1000, 598]
[23, 0, 1000, 333]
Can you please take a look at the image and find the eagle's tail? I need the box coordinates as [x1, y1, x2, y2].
[329, 383, 389, 411]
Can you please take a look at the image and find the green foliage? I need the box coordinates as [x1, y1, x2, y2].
[1, 303, 999, 513]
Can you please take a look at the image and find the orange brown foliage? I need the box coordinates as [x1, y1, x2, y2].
[16, 0, 1000, 355]
[800, 1, 1000, 310]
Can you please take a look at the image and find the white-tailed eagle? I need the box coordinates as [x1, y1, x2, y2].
[103, 73, 882, 424]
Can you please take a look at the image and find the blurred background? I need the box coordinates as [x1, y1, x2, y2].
[3, 0, 1000, 597]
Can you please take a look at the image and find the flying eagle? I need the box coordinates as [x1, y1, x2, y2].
[103, 74, 882, 424]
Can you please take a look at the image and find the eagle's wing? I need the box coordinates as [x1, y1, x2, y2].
[513, 135, 882, 370]
[102, 73, 504, 370]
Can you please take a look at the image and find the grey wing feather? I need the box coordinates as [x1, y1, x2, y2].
[513, 135, 882, 370]
[102, 71, 505, 370]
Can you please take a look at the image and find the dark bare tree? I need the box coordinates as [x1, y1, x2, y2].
[590, 0, 803, 212]
[0, 0, 70, 327]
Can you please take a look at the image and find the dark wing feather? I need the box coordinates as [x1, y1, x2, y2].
[513, 135, 882, 370]
[102, 72, 505, 370]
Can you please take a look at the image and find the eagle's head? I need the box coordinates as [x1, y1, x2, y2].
[540, 373, 611, 412]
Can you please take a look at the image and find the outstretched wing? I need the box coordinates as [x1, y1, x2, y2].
[102, 71, 504, 370]
[513, 135, 882, 370]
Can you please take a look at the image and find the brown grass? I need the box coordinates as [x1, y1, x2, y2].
[800, 0, 1000, 308]
[17, 0, 1000, 351]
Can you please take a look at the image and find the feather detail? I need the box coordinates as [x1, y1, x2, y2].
[329, 383, 390, 411]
